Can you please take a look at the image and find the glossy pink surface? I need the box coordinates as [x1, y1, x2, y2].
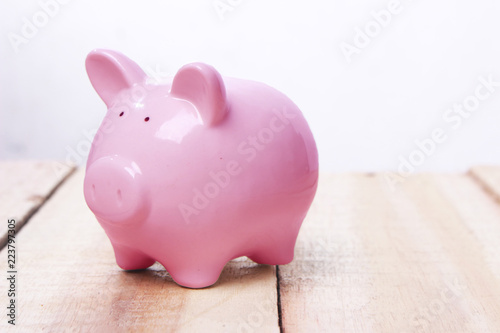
[84, 49, 318, 288]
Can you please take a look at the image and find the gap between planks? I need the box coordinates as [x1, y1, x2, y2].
[469, 166, 500, 203]
[0, 161, 75, 249]
[0, 168, 281, 332]
[3, 162, 500, 332]
[278, 170, 500, 332]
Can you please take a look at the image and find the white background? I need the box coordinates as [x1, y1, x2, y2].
[1, 0, 500, 173]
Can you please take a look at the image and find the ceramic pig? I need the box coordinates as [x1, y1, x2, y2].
[83, 49, 318, 288]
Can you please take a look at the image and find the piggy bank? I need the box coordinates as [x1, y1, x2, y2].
[83, 49, 318, 288]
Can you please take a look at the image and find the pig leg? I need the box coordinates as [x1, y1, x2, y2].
[112, 243, 156, 270]
[166, 260, 227, 289]
[248, 233, 298, 265]
[248, 246, 294, 265]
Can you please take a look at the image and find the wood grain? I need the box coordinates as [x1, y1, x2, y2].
[278, 173, 500, 332]
[0, 160, 74, 248]
[470, 166, 500, 202]
[3, 162, 500, 332]
[0, 169, 279, 332]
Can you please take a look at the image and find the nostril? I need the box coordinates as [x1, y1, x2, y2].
[116, 189, 122, 206]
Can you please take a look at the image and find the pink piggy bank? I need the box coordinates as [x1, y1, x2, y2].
[84, 49, 318, 288]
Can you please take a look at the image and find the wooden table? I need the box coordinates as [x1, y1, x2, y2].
[1, 161, 500, 332]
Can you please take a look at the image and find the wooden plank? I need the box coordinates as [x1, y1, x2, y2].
[279, 173, 500, 332]
[470, 166, 500, 202]
[0, 169, 279, 332]
[0, 160, 75, 248]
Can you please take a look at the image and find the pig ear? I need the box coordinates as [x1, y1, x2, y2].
[170, 63, 227, 126]
[86, 49, 147, 107]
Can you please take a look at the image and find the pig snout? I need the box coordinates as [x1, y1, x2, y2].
[84, 156, 150, 224]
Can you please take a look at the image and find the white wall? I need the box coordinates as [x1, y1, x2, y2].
[1, 0, 500, 173]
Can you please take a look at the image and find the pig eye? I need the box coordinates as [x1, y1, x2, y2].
[144, 117, 150, 122]
[119, 112, 124, 117]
